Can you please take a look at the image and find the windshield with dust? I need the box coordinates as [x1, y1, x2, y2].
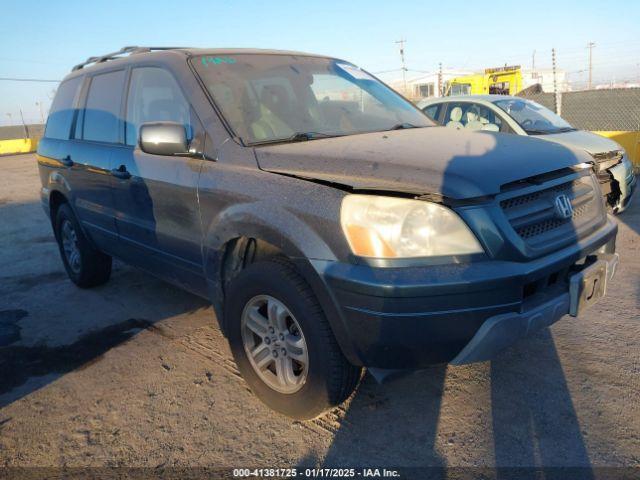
[192, 54, 432, 144]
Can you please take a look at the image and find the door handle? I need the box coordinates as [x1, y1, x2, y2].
[110, 166, 131, 180]
[60, 155, 74, 167]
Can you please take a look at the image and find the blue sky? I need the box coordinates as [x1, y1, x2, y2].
[1, 0, 639, 124]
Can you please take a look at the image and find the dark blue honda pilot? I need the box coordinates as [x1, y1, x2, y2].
[37, 47, 618, 419]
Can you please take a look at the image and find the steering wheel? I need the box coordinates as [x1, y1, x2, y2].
[521, 119, 533, 128]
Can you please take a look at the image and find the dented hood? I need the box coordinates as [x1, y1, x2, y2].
[254, 127, 591, 200]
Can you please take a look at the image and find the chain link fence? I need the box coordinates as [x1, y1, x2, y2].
[518, 88, 640, 132]
[0, 124, 44, 141]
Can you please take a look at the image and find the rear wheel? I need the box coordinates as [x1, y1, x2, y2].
[225, 259, 362, 419]
[54, 203, 112, 288]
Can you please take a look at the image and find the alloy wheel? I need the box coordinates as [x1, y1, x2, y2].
[240, 295, 309, 394]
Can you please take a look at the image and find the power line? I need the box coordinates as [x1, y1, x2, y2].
[0, 77, 60, 83]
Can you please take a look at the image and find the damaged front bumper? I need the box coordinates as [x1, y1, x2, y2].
[312, 217, 618, 369]
[450, 253, 618, 365]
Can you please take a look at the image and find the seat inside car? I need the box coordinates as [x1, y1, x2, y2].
[465, 108, 483, 130]
[249, 85, 294, 141]
[446, 106, 464, 129]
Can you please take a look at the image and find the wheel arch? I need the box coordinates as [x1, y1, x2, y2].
[200, 205, 358, 363]
[49, 189, 69, 228]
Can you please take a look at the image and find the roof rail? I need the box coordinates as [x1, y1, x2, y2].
[71, 46, 189, 71]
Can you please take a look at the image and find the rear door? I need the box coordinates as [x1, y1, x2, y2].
[110, 66, 205, 294]
[68, 69, 126, 251]
[38, 75, 83, 185]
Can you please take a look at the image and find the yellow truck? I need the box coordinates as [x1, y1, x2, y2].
[446, 65, 523, 96]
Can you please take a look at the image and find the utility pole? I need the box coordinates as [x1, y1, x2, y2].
[587, 42, 596, 89]
[532, 50, 536, 71]
[532, 50, 536, 79]
[552, 48, 561, 115]
[395, 38, 407, 96]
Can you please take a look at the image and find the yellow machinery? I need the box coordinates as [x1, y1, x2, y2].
[446, 65, 523, 96]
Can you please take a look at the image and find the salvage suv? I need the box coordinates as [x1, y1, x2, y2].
[38, 47, 619, 419]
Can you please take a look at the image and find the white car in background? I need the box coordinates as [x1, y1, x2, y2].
[418, 95, 636, 213]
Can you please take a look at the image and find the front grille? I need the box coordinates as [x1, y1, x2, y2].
[500, 176, 602, 249]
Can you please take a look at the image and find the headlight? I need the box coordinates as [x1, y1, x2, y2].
[340, 194, 484, 258]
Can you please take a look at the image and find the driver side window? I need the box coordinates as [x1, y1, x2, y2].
[125, 67, 192, 146]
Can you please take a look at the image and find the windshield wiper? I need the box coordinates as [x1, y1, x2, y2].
[387, 123, 422, 130]
[250, 131, 342, 146]
[287, 131, 340, 141]
[525, 127, 576, 135]
[524, 128, 552, 135]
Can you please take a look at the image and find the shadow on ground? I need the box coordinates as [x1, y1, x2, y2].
[0, 200, 210, 409]
[314, 328, 592, 475]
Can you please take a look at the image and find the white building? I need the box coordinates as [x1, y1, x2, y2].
[521, 68, 570, 93]
[385, 69, 474, 100]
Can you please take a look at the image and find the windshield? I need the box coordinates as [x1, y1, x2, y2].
[493, 98, 574, 134]
[192, 54, 433, 144]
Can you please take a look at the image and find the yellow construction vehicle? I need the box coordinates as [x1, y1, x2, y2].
[446, 65, 523, 96]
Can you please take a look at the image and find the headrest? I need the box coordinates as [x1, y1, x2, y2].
[147, 99, 181, 121]
[261, 85, 289, 113]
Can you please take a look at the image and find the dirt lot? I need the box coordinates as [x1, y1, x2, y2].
[0, 154, 638, 470]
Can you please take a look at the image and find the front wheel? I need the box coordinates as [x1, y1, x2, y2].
[225, 259, 362, 420]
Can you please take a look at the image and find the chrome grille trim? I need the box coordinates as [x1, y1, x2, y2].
[500, 175, 603, 249]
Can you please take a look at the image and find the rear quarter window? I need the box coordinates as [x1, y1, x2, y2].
[44, 77, 82, 140]
[82, 70, 126, 143]
[423, 104, 442, 123]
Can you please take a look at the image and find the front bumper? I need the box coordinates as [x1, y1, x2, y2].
[312, 217, 618, 369]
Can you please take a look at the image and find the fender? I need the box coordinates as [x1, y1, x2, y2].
[201, 199, 337, 321]
[198, 199, 362, 363]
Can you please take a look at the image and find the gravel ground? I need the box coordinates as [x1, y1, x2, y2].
[0, 154, 638, 471]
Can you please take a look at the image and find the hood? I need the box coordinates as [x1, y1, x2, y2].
[254, 127, 592, 200]
[538, 129, 621, 156]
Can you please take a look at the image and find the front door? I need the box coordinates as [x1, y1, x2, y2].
[110, 66, 205, 294]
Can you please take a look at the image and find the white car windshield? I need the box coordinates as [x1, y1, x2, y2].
[192, 54, 433, 144]
[494, 98, 575, 134]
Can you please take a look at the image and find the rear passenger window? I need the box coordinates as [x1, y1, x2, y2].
[125, 67, 191, 146]
[82, 70, 126, 143]
[45, 77, 82, 140]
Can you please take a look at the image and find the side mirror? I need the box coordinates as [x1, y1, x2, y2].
[139, 122, 189, 156]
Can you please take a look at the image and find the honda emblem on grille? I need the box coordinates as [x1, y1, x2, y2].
[554, 194, 573, 219]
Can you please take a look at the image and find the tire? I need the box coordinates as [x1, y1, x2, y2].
[225, 258, 362, 420]
[54, 203, 112, 288]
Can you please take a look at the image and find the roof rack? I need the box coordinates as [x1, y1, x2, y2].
[71, 46, 189, 71]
